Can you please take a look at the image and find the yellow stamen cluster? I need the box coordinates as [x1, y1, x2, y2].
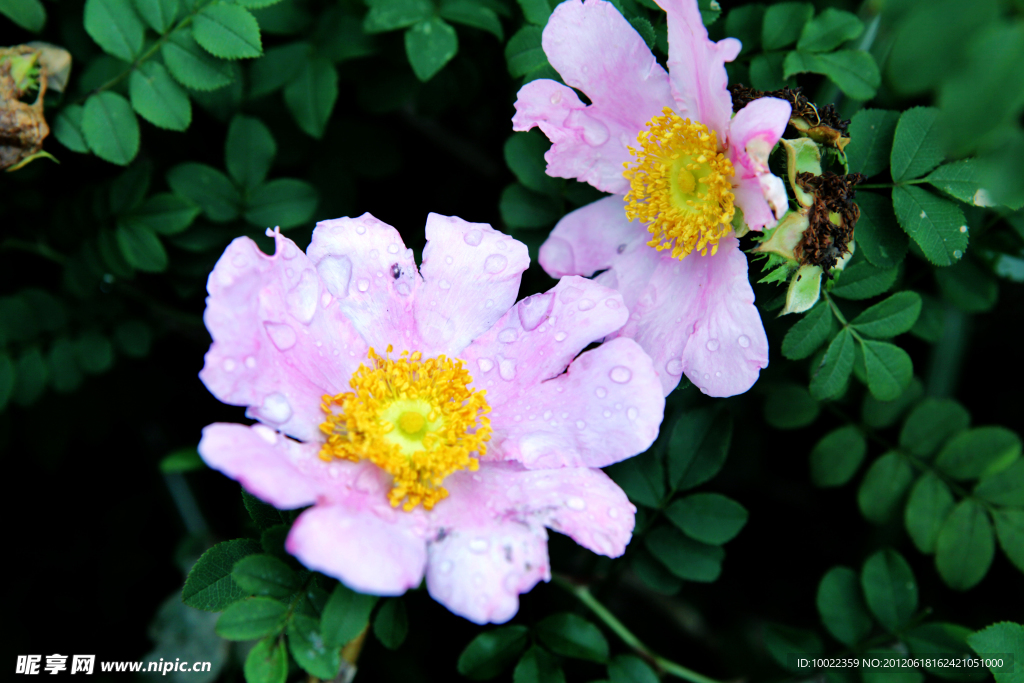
[319, 346, 490, 511]
[623, 108, 736, 259]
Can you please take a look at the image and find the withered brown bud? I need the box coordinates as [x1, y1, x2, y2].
[729, 84, 850, 151]
[1, 46, 50, 172]
[794, 172, 864, 274]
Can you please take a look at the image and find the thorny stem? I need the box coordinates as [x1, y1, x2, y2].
[553, 576, 724, 683]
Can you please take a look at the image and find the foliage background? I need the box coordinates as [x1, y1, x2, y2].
[1, 0, 1022, 680]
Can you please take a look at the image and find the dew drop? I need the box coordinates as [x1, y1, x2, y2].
[543, 411, 553, 420]
[497, 356, 516, 381]
[608, 507, 619, 519]
[260, 392, 293, 423]
[387, 243, 399, 254]
[703, 373, 710, 380]
[439, 560, 453, 574]
[706, 338, 720, 351]
[264, 322, 297, 350]
[716, 371, 722, 377]
[959, 225, 968, 233]
[738, 335, 750, 348]
[555, 332, 568, 342]
[317, 255, 352, 299]
[355, 223, 366, 235]
[469, 538, 489, 553]
[356, 278, 370, 292]
[223, 358, 236, 372]
[286, 269, 319, 324]
[953, 250, 963, 259]
[603, 410, 611, 418]
[559, 285, 583, 303]
[498, 328, 518, 343]
[518, 292, 555, 331]
[566, 496, 586, 511]
[666, 359, 683, 375]
[396, 282, 411, 296]
[439, 279, 451, 290]
[575, 420, 586, 430]
[445, 255, 454, 265]
[477, 358, 494, 372]
[609, 366, 632, 383]
[484, 253, 508, 274]
[245, 356, 256, 369]
[253, 424, 277, 444]
[464, 229, 483, 246]
[485, 299, 494, 308]
[550, 91, 562, 105]
[578, 298, 596, 311]
[605, 298, 620, 309]
[231, 252, 249, 268]
[594, 387, 607, 399]
[627, 407, 638, 421]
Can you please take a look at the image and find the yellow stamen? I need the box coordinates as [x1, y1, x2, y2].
[319, 345, 490, 511]
[623, 107, 736, 260]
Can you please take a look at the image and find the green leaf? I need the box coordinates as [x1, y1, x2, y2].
[858, 451, 914, 524]
[457, 626, 530, 680]
[850, 292, 921, 338]
[112, 320, 150, 358]
[123, 193, 200, 235]
[84, 0, 145, 62]
[288, 613, 340, 679]
[74, 331, 114, 374]
[764, 383, 820, 429]
[241, 490, 287, 530]
[405, 17, 458, 82]
[249, 41, 311, 98]
[817, 566, 873, 646]
[535, 613, 609, 663]
[48, 338, 83, 394]
[810, 425, 866, 488]
[225, 115, 276, 190]
[966, 622, 1024, 683]
[129, 61, 192, 131]
[244, 636, 288, 683]
[110, 160, 152, 214]
[216, 596, 288, 640]
[629, 16, 656, 50]
[440, 0, 502, 40]
[861, 548, 917, 633]
[232, 554, 297, 599]
[250, 0, 312, 34]
[116, 223, 168, 272]
[725, 4, 765, 55]
[162, 31, 236, 91]
[862, 377, 922, 429]
[936, 427, 1021, 481]
[605, 451, 663, 508]
[513, 646, 565, 683]
[900, 398, 970, 458]
[167, 162, 241, 222]
[505, 26, 547, 78]
[810, 328, 854, 401]
[925, 160, 997, 207]
[846, 109, 900, 179]
[500, 183, 561, 229]
[855, 192, 908, 269]
[193, 3, 263, 59]
[782, 50, 880, 100]
[159, 447, 204, 473]
[608, 655, 659, 683]
[321, 583, 378, 648]
[781, 300, 833, 359]
[53, 105, 89, 154]
[82, 92, 140, 166]
[797, 8, 863, 52]
[904, 623, 980, 679]
[134, 0, 178, 32]
[974, 459, 1024, 506]
[12, 348, 47, 406]
[830, 259, 899, 300]
[891, 107, 944, 182]
[364, 0, 433, 33]
[283, 56, 338, 138]
[0, 0, 46, 31]
[904, 471, 955, 554]
[761, 2, 813, 51]
[935, 258, 997, 313]
[517, 0, 551, 26]
[646, 525, 724, 582]
[182, 538, 262, 611]
[935, 499, 995, 590]
[237, 0, 283, 8]
[992, 509, 1024, 573]
[666, 493, 749, 545]
[762, 624, 823, 672]
[244, 179, 318, 230]
[504, 131, 559, 197]
[373, 598, 408, 650]
[861, 339, 912, 401]
[0, 354, 16, 411]
[894, 186, 968, 267]
[630, 548, 681, 595]
[749, 51, 788, 91]
[667, 408, 732, 490]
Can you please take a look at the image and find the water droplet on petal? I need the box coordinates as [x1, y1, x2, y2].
[245, 356, 256, 369]
[485, 299, 494, 308]
[706, 338, 720, 351]
[738, 335, 750, 348]
[477, 358, 494, 372]
[559, 285, 583, 303]
[498, 328, 518, 343]
[666, 359, 683, 375]
[387, 243, 399, 254]
[357, 278, 370, 292]
[232, 252, 249, 268]
[627, 407, 638, 420]
[264, 322, 297, 350]
[439, 279, 451, 290]
[469, 538, 489, 553]
[608, 507, 619, 519]
[261, 392, 293, 423]
[355, 223, 366, 235]
[253, 424, 277, 444]
[484, 254, 508, 274]
[550, 91, 562, 105]
[497, 356, 516, 381]
[605, 298, 620, 309]
[223, 358, 236, 372]
[445, 255, 454, 264]
[439, 560, 453, 574]
[578, 298, 595, 311]
[703, 373, 710, 380]
[596, 387, 607, 398]
[286, 269, 318, 324]
[464, 229, 482, 246]
[317, 255, 352, 299]
[716, 371, 722, 377]
[575, 420, 586, 429]
[566, 496, 586, 510]
[396, 282, 411, 296]
[609, 366, 632, 383]
[555, 332, 567, 341]
[603, 409, 611, 418]
[543, 411, 552, 420]
[518, 292, 555, 330]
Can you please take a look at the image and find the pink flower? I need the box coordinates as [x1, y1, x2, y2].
[512, 0, 792, 397]
[197, 213, 664, 624]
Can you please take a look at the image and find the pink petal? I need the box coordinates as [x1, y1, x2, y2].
[416, 214, 530, 357]
[727, 97, 791, 179]
[512, 0, 672, 194]
[200, 233, 369, 442]
[732, 177, 778, 232]
[306, 214, 423, 354]
[458, 277, 627, 409]
[492, 338, 664, 469]
[286, 503, 428, 596]
[613, 234, 768, 396]
[659, 0, 741, 140]
[198, 422, 328, 508]
[539, 195, 649, 278]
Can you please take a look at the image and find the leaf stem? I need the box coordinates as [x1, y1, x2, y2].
[857, 179, 927, 189]
[552, 575, 724, 683]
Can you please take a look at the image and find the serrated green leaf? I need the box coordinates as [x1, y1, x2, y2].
[810, 328, 854, 400]
[193, 3, 263, 59]
[500, 183, 561, 229]
[608, 655, 660, 683]
[167, 162, 241, 222]
[405, 17, 458, 82]
[631, 547, 682, 595]
[216, 597, 288, 640]
[762, 624, 823, 672]
[904, 471, 954, 554]
[123, 193, 200, 235]
[861, 339, 912, 401]
[53, 105, 89, 154]
[457, 626, 530, 680]
[935, 258, 997, 313]
[891, 107, 944, 182]
[504, 131, 559, 197]
[241, 489, 287, 530]
[250, 0, 312, 34]
[782, 300, 833, 359]
[288, 613, 341, 679]
[935, 427, 1021, 481]
[513, 646, 565, 683]
[505, 26, 547, 78]
[892, 185, 968, 267]
[817, 566, 873, 646]
[226, 115, 276, 189]
[861, 548, 917, 633]
[764, 383, 820, 429]
[84, 0, 145, 62]
[992, 509, 1024, 573]
[321, 583, 378, 648]
[846, 109, 900, 178]
[830, 259, 899, 300]
[935, 499, 994, 590]
[244, 178, 318, 229]
[183, 538, 262, 611]
[858, 451, 914, 524]
[517, 0, 550, 26]
[783, 49, 879, 100]
[373, 598, 408, 650]
[797, 8, 863, 52]
[646, 525, 724, 582]
[0, 0, 46, 31]
[761, 2, 813, 51]
[364, 0, 433, 33]
[134, 0, 178, 33]
[900, 398, 971, 458]
[162, 31, 236, 91]
[855, 191, 908, 268]
[237, 0, 283, 9]
[850, 292, 921, 338]
[129, 61, 192, 131]
[283, 56, 338, 138]
[248, 41, 311, 98]
[810, 425, 866, 488]
[628, 16, 655, 49]
[82, 92, 140, 166]
[966, 622, 1024, 683]
[925, 160, 997, 207]
[974, 459, 1024, 506]
[725, 4, 765, 55]
[904, 623, 980, 679]
[232, 554, 297, 599]
[667, 408, 731, 490]
[665, 493, 748, 545]
[440, 0, 502, 40]
[749, 51, 788, 90]
[244, 636, 288, 683]
[535, 613, 609, 663]
[110, 160, 152, 214]
[116, 223, 168, 272]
